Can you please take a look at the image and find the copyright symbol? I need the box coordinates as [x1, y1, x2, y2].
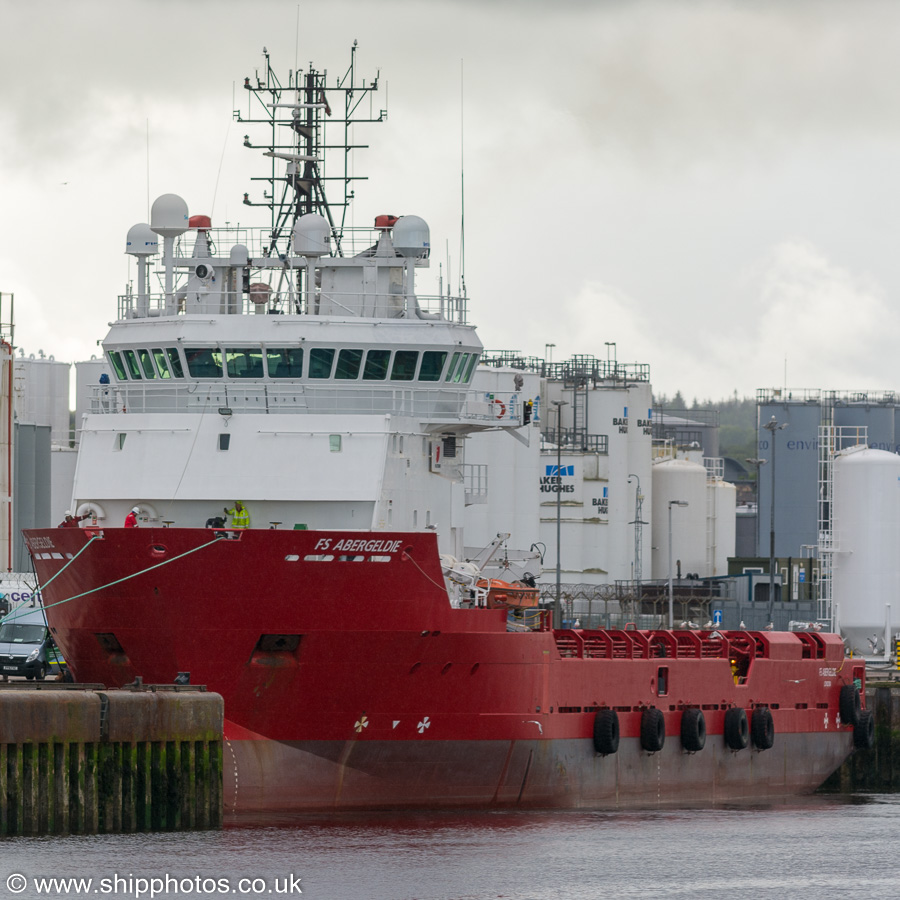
[6, 873, 27, 893]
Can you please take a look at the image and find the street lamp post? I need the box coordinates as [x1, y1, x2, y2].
[552, 400, 568, 630]
[668, 500, 689, 628]
[745, 457, 767, 558]
[762, 416, 787, 626]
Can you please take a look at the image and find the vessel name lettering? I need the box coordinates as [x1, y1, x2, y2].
[314, 538, 403, 553]
[25, 536, 55, 551]
[819, 667, 837, 678]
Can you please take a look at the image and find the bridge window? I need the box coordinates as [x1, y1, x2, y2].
[123, 350, 142, 380]
[267, 347, 304, 378]
[419, 351, 447, 382]
[225, 348, 264, 378]
[309, 348, 335, 379]
[335, 349, 363, 380]
[445, 352, 461, 382]
[463, 353, 479, 382]
[391, 350, 419, 381]
[152, 349, 171, 379]
[165, 348, 184, 378]
[137, 349, 156, 379]
[363, 349, 390, 380]
[185, 348, 223, 378]
[450, 353, 470, 383]
[108, 351, 127, 381]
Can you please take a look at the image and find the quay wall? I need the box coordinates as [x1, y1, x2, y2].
[828, 683, 900, 792]
[0, 685, 223, 835]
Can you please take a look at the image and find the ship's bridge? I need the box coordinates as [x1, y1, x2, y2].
[105, 203, 527, 424]
[92, 316, 522, 425]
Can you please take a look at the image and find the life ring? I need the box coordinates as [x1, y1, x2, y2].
[839, 683, 861, 727]
[724, 707, 749, 751]
[680, 708, 706, 752]
[751, 707, 775, 750]
[493, 399, 506, 419]
[593, 709, 620, 755]
[640, 707, 665, 753]
[854, 709, 875, 750]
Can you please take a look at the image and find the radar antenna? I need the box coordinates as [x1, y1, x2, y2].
[235, 43, 386, 259]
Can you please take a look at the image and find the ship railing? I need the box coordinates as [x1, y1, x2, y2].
[550, 626, 771, 661]
[86, 383, 520, 425]
[87, 384, 528, 426]
[159, 224, 440, 262]
[116, 290, 468, 324]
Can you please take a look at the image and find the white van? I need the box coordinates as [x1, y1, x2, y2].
[0, 606, 64, 680]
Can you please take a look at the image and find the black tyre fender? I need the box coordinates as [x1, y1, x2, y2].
[840, 683, 861, 727]
[593, 708, 620, 755]
[680, 708, 706, 752]
[854, 709, 875, 750]
[751, 706, 775, 750]
[640, 707, 665, 753]
[724, 707, 749, 751]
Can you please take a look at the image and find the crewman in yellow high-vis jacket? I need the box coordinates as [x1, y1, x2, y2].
[224, 500, 250, 529]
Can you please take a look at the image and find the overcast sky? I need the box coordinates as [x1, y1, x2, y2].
[3, 0, 900, 401]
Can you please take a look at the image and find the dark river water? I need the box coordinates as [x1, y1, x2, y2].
[2, 794, 898, 899]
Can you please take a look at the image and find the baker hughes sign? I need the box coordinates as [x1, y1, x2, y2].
[540, 464, 575, 493]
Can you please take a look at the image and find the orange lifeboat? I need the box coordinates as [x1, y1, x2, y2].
[476, 578, 540, 609]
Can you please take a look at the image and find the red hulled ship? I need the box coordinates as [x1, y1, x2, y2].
[24, 48, 867, 812]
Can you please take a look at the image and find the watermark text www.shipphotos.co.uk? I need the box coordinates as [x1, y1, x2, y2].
[5, 872, 302, 898]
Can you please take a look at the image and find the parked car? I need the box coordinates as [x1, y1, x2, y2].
[0, 606, 64, 680]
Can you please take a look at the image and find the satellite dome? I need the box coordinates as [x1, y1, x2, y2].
[150, 194, 190, 238]
[229, 244, 249, 266]
[125, 223, 159, 257]
[392, 215, 430, 258]
[292, 214, 331, 257]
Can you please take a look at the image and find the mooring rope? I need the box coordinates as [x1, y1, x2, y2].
[8, 533, 227, 622]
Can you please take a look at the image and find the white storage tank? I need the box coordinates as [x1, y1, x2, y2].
[651, 457, 707, 580]
[588, 386, 634, 582]
[13, 353, 71, 446]
[707, 477, 736, 576]
[832, 446, 900, 655]
[625, 381, 654, 575]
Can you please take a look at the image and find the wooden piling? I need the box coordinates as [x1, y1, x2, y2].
[0, 684, 222, 835]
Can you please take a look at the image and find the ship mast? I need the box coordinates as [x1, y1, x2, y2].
[235, 43, 386, 260]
